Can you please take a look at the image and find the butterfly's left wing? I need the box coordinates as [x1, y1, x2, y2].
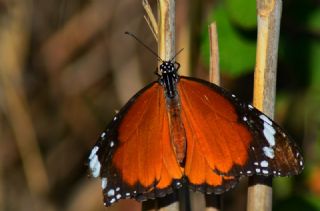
[88, 82, 183, 206]
[178, 76, 303, 182]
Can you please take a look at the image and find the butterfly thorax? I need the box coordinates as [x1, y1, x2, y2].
[159, 61, 186, 164]
[159, 61, 179, 98]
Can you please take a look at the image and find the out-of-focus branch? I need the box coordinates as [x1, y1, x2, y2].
[0, 0, 49, 199]
[41, 0, 115, 72]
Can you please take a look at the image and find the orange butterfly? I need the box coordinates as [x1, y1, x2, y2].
[88, 60, 303, 206]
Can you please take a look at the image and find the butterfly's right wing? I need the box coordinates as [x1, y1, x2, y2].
[178, 76, 303, 191]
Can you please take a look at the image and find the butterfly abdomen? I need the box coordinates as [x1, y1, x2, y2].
[165, 95, 187, 164]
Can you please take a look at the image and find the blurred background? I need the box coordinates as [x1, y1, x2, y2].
[0, 0, 319, 210]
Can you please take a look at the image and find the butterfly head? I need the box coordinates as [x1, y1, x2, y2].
[160, 61, 176, 74]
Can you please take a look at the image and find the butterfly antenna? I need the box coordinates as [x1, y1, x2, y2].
[125, 32, 163, 62]
[170, 48, 184, 62]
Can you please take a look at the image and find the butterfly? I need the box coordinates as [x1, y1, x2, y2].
[88, 59, 303, 207]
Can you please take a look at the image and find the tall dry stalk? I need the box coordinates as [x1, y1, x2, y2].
[247, 0, 282, 210]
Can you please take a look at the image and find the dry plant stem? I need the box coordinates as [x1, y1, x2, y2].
[143, 0, 180, 210]
[247, 0, 282, 211]
[204, 21, 221, 211]
[158, 0, 179, 210]
[0, 0, 49, 197]
[208, 22, 220, 85]
[158, 0, 176, 61]
[143, 0, 158, 41]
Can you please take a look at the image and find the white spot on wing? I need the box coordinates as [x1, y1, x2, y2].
[116, 187, 120, 191]
[263, 146, 275, 159]
[107, 189, 115, 197]
[89, 146, 101, 178]
[116, 194, 121, 199]
[256, 168, 261, 173]
[262, 169, 269, 174]
[101, 178, 107, 189]
[263, 123, 276, 147]
[259, 114, 272, 125]
[110, 198, 116, 203]
[110, 141, 114, 147]
[264, 122, 276, 135]
[89, 146, 99, 160]
[101, 132, 106, 138]
[260, 160, 268, 167]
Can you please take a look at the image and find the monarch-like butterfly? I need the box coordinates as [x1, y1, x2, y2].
[88, 35, 303, 207]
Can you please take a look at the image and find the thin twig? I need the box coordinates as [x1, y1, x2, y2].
[247, 0, 282, 210]
[205, 22, 221, 211]
[143, 0, 158, 41]
[208, 22, 220, 85]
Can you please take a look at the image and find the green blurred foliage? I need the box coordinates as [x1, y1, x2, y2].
[200, 3, 256, 76]
[225, 0, 257, 29]
[274, 195, 319, 211]
[200, 0, 320, 90]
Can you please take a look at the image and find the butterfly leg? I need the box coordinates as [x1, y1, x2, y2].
[174, 62, 181, 72]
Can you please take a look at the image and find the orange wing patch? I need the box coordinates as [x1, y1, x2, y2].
[178, 78, 252, 178]
[107, 82, 182, 202]
[181, 99, 238, 192]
